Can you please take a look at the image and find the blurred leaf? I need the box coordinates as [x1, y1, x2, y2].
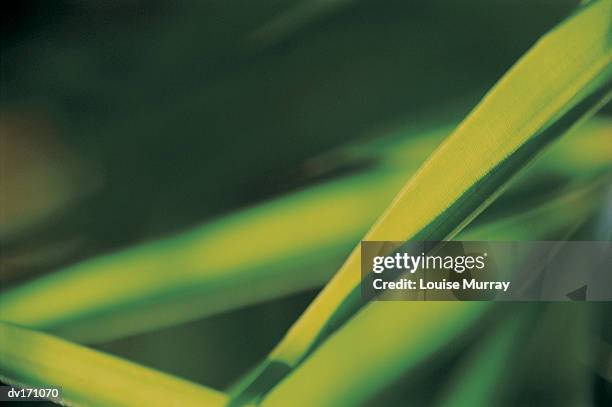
[0, 135, 430, 343]
[4, 0, 577, 249]
[260, 302, 487, 407]
[458, 175, 607, 241]
[232, 0, 612, 402]
[0, 115, 609, 343]
[0, 321, 228, 406]
[246, 0, 353, 47]
[0, 114, 451, 343]
[435, 308, 530, 407]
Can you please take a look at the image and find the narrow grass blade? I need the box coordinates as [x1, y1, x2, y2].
[0, 321, 227, 407]
[260, 302, 487, 407]
[247, 0, 353, 48]
[435, 309, 531, 407]
[231, 0, 612, 401]
[0, 116, 610, 343]
[0, 125, 446, 343]
[458, 175, 608, 241]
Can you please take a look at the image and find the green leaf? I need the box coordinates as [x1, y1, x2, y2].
[458, 175, 607, 241]
[0, 122, 446, 343]
[0, 115, 609, 344]
[0, 321, 228, 407]
[246, 0, 354, 48]
[260, 302, 488, 407]
[231, 0, 612, 402]
[434, 308, 531, 407]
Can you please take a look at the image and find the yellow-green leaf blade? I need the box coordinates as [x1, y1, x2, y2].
[0, 321, 227, 407]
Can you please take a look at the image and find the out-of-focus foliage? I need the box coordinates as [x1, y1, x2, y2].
[0, 118, 608, 344]
[0, 0, 610, 406]
[0, 0, 578, 249]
